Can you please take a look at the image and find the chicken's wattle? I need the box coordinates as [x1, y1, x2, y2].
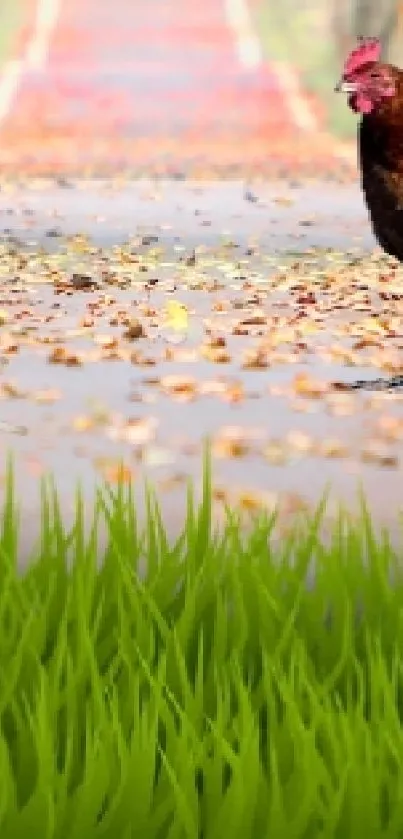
[348, 92, 373, 114]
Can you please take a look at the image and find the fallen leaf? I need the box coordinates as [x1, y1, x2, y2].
[242, 349, 269, 369]
[286, 430, 314, 454]
[263, 440, 288, 465]
[142, 446, 175, 467]
[124, 417, 159, 445]
[71, 273, 98, 290]
[33, 389, 62, 404]
[158, 473, 188, 491]
[73, 415, 95, 432]
[95, 459, 133, 483]
[48, 347, 83, 366]
[213, 438, 250, 458]
[361, 442, 398, 468]
[318, 438, 349, 458]
[237, 489, 278, 513]
[93, 334, 118, 349]
[123, 319, 146, 340]
[375, 415, 403, 441]
[160, 375, 198, 398]
[1, 382, 27, 399]
[292, 373, 328, 398]
[164, 301, 189, 332]
[201, 345, 231, 364]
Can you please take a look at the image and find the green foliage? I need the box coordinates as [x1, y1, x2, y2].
[254, 1, 358, 139]
[0, 460, 402, 835]
[0, 0, 28, 66]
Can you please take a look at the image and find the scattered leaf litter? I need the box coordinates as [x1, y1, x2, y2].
[0, 186, 401, 519]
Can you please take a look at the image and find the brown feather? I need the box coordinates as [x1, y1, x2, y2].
[359, 65, 403, 261]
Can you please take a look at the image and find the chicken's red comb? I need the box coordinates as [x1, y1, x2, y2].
[343, 37, 381, 76]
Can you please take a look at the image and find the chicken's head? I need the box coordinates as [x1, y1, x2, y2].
[335, 37, 396, 114]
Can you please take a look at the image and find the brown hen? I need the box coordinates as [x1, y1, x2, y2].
[336, 36, 403, 261]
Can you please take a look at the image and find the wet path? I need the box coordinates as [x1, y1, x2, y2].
[0, 179, 402, 555]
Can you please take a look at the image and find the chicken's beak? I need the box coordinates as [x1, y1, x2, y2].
[334, 79, 358, 94]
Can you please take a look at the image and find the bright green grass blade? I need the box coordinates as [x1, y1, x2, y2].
[0, 461, 402, 835]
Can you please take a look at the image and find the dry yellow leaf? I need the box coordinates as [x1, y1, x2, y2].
[164, 301, 189, 332]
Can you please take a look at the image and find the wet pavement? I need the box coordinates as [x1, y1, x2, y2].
[0, 178, 402, 553]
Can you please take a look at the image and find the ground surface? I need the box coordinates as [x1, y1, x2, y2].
[0, 178, 402, 553]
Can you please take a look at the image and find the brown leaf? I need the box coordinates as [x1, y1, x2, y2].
[237, 489, 278, 513]
[131, 351, 156, 367]
[123, 319, 146, 340]
[160, 375, 198, 398]
[201, 345, 231, 364]
[48, 347, 83, 366]
[222, 383, 245, 403]
[292, 373, 328, 398]
[352, 337, 382, 350]
[242, 349, 269, 370]
[361, 442, 398, 468]
[94, 334, 119, 349]
[213, 438, 250, 458]
[318, 438, 349, 459]
[71, 273, 98, 290]
[95, 459, 133, 483]
[33, 389, 62, 404]
[1, 382, 27, 399]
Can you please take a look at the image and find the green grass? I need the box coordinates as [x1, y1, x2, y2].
[0, 457, 403, 835]
[254, 1, 357, 140]
[0, 0, 29, 66]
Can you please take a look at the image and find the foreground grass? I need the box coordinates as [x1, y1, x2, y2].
[0, 461, 403, 836]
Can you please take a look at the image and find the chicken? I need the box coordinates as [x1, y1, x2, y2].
[336, 36, 403, 262]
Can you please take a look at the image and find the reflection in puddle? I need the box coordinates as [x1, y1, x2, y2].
[335, 375, 403, 392]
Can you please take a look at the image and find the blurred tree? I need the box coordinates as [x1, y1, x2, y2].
[388, 0, 403, 64]
[332, 0, 400, 63]
[332, 0, 352, 59]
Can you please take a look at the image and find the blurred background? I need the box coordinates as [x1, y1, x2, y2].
[0, 0, 400, 177]
[256, 0, 402, 138]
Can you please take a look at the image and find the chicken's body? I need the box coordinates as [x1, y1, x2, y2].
[337, 38, 403, 262]
[359, 79, 403, 260]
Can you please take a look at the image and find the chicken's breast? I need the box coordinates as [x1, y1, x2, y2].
[359, 116, 403, 261]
